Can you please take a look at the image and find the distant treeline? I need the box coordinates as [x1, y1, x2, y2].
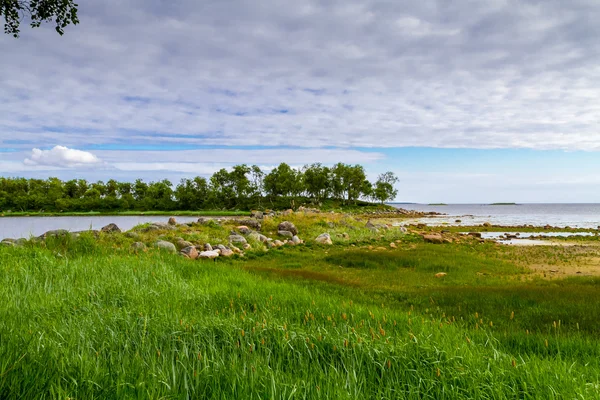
[0, 163, 398, 212]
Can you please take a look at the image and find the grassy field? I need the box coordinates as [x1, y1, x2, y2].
[1, 215, 600, 398]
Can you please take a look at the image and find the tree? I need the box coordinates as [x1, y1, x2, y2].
[2, 0, 79, 37]
[373, 171, 399, 204]
[303, 163, 331, 203]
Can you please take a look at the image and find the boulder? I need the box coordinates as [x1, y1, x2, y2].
[155, 240, 177, 253]
[237, 226, 252, 235]
[278, 221, 298, 235]
[291, 235, 302, 245]
[168, 217, 177, 226]
[390, 242, 397, 249]
[199, 250, 219, 259]
[422, 234, 444, 244]
[101, 223, 121, 233]
[38, 229, 69, 239]
[131, 242, 146, 252]
[250, 210, 264, 219]
[248, 231, 268, 243]
[125, 231, 140, 240]
[337, 232, 350, 239]
[467, 232, 482, 238]
[315, 233, 333, 245]
[235, 219, 261, 230]
[180, 246, 199, 260]
[483, 222, 491, 227]
[204, 243, 213, 251]
[278, 230, 294, 238]
[243, 243, 252, 250]
[435, 272, 447, 278]
[1, 239, 15, 247]
[214, 244, 227, 251]
[220, 248, 234, 257]
[229, 234, 247, 244]
[269, 240, 285, 248]
[176, 239, 194, 250]
[398, 227, 408, 233]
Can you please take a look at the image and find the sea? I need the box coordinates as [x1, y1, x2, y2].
[390, 203, 600, 229]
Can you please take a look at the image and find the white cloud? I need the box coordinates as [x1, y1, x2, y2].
[24, 146, 103, 168]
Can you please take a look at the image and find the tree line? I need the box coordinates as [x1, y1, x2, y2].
[0, 163, 398, 212]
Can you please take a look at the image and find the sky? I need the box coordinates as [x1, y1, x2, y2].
[1, 0, 600, 203]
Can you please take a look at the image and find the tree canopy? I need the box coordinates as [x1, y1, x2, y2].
[2, 0, 79, 37]
[0, 163, 399, 212]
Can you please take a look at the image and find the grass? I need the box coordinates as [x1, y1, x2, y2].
[1, 215, 600, 398]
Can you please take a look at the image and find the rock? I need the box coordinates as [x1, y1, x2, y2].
[155, 240, 177, 253]
[125, 231, 140, 240]
[180, 246, 199, 259]
[220, 248, 234, 257]
[140, 223, 176, 232]
[269, 240, 285, 248]
[243, 243, 251, 250]
[277, 221, 298, 236]
[467, 232, 482, 238]
[101, 223, 121, 233]
[38, 229, 69, 239]
[229, 234, 247, 244]
[168, 217, 177, 226]
[398, 227, 408, 233]
[455, 219, 462, 223]
[315, 233, 333, 245]
[176, 239, 194, 250]
[483, 222, 491, 227]
[435, 272, 447, 278]
[237, 226, 252, 235]
[248, 231, 268, 243]
[282, 209, 294, 216]
[204, 243, 213, 251]
[390, 242, 397, 249]
[131, 242, 146, 252]
[231, 246, 242, 254]
[198, 250, 219, 259]
[250, 210, 264, 219]
[235, 219, 261, 231]
[337, 232, 350, 239]
[291, 235, 302, 245]
[278, 230, 294, 238]
[1, 239, 15, 247]
[422, 234, 444, 244]
[365, 220, 376, 229]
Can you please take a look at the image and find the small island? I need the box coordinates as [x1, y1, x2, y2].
[489, 202, 518, 205]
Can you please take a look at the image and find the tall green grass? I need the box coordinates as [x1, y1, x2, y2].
[1, 241, 599, 398]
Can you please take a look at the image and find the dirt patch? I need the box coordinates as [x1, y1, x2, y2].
[244, 266, 362, 287]
[528, 256, 600, 278]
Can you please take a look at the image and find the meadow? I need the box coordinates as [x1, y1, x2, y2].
[1, 214, 599, 399]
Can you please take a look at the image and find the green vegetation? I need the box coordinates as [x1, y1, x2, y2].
[0, 163, 399, 213]
[428, 203, 448, 206]
[1, 215, 600, 398]
[490, 202, 518, 205]
[1, 0, 79, 37]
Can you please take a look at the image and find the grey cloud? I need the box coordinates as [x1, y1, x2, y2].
[1, 0, 600, 151]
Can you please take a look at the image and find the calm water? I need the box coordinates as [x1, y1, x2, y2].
[392, 203, 600, 228]
[0, 216, 202, 241]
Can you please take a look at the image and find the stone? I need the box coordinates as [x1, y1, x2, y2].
[243, 243, 251, 250]
[221, 248, 234, 257]
[237, 226, 252, 235]
[204, 243, 213, 251]
[131, 242, 146, 251]
[38, 229, 69, 239]
[229, 234, 247, 244]
[180, 246, 199, 259]
[155, 240, 177, 253]
[125, 231, 140, 240]
[235, 219, 261, 230]
[248, 231, 268, 243]
[176, 239, 194, 250]
[1, 239, 15, 247]
[483, 222, 491, 227]
[278, 230, 294, 238]
[231, 246, 242, 254]
[271, 240, 284, 248]
[467, 232, 482, 238]
[250, 210, 264, 219]
[168, 217, 177, 226]
[277, 221, 298, 235]
[455, 219, 462, 223]
[435, 272, 447, 278]
[315, 233, 333, 245]
[422, 234, 444, 244]
[390, 242, 397, 249]
[337, 232, 350, 239]
[101, 223, 121, 233]
[291, 235, 302, 244]
[214, 244, 227, 251]
[198, 250, 219, 259]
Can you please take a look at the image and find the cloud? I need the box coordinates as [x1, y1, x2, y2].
[0, 0, 600, 152]
[24, 146, 103, 168]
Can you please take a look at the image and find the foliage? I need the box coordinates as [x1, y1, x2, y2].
[2, 0, 79, 37]
[0, 164, 399, 213]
